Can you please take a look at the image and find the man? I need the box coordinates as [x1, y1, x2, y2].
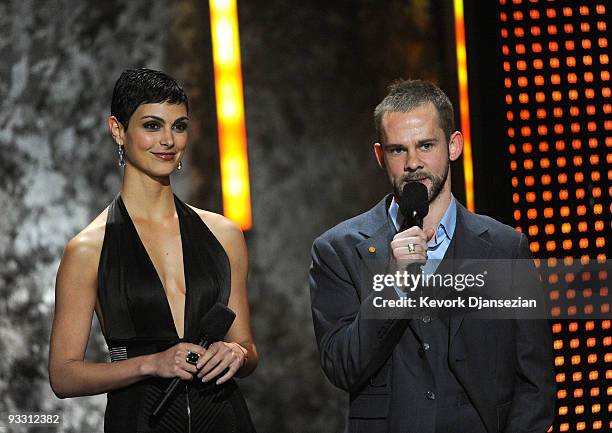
[309, 79, 555, 433]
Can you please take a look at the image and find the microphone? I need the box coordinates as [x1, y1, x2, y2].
[398, 182, 429, 275]
[399, 182, 429, 232]
[152, 303, 236, 417]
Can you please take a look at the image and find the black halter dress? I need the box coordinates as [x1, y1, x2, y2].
[97, 194, 255, 433]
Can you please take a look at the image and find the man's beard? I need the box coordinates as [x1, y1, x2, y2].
[393, 159, 450, 204]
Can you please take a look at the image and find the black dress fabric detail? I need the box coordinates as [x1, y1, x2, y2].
[97, 194, 255, 432]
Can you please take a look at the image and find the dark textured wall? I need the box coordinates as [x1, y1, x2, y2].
[0, 1, 445, 431]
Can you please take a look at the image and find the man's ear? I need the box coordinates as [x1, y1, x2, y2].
[448, 131, 464, 162]
[108, 116, 125, 145]
[373, 142, 385, 168]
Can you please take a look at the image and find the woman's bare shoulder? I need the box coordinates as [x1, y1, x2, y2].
[187, 206, 245, 253]
[62, 208, 109, 264]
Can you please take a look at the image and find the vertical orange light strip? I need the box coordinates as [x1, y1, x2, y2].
[209, 0, 252, 230]
[453, 0, 475, 212]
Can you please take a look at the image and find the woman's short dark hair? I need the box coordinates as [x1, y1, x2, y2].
[111, 68, 189, 129]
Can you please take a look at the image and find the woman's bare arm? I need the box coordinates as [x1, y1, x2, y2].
[194, 211, 258, 382]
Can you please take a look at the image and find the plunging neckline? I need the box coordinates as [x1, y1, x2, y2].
[117, 195, 188, 340]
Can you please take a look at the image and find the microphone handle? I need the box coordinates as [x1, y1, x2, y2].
[152, 338, 209, 417]
[399, 208, 422, 232]
[399, 212, 424, 276]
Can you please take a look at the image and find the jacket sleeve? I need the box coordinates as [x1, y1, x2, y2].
[503, 233, 556, 433]
[309, 235, 410, 393]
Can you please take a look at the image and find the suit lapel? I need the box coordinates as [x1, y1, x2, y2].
[354, 195, 395, 279]
[449, 204, 493, 343]
[356, 224, 394, 278]
[356, 203, 426, 343]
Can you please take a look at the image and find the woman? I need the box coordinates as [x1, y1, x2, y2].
[49, 68, 258, 432]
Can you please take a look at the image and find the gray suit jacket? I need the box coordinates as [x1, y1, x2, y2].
[309, 195, 555, 433]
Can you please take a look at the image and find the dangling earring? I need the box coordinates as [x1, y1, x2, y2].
[177, 160, 182, 171]
[117, 145, 125, 167]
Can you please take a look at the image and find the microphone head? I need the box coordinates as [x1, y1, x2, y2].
[197, 303, 236, 342]
[399, 182, 429, 221]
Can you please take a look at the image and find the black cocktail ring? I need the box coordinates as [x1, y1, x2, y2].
[186, 351, 200, 365]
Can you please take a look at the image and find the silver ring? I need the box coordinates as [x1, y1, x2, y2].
[186, 351, 200, 365]
[407, 243, 416, 254]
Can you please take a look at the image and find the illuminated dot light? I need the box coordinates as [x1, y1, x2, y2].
[499, 1, 610, 431]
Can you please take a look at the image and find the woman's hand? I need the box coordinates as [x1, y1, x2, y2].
[149, 343, 205, 380]
[196, 342, 247, 385]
